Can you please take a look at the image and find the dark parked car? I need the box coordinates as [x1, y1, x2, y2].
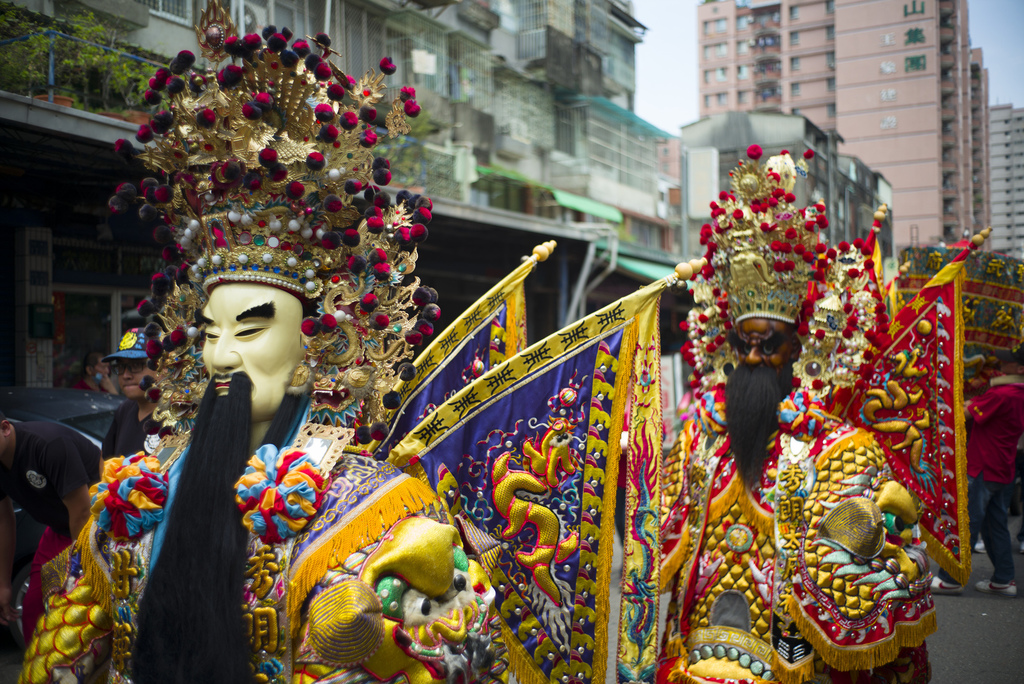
[0, 387, 122, 647]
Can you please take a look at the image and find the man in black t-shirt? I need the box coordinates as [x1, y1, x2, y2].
[0, 412, 100, 640]
[102, 328, 162, 458]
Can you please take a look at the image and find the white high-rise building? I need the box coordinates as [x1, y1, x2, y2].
[990, 105, 1024, 258]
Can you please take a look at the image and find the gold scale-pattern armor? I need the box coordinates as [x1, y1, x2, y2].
[20, 582, 113, 684]
[688, 500, 776, 639]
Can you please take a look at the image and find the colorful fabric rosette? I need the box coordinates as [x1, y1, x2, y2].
[90, 453, 169, 540]
[235, 445, 329, 544]
[778, 389, 834, 440]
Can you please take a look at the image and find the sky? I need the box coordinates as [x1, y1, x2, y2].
[634, 0, 1024, 136]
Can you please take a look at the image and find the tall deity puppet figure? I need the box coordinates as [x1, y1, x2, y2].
[659, 146, 939, 684]
[20, 5, 506, 683]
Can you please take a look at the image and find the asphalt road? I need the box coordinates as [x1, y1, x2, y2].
[1, 518, 1021, 683]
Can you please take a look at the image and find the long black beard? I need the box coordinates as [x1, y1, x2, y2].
[725, 363, 792, 488]
[133, 375, 305, 684]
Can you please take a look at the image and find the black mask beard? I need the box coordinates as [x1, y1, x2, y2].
[133, 374, 305, 684]
[724, 363, 793, 488]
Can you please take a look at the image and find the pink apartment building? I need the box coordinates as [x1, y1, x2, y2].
[696, 0, 989, 249]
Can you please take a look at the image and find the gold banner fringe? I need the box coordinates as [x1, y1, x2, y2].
[785, 593, 937, 672]
[594, 317, 638, 684]
[500, 619, 550, 684]
[770, 651, 816, 684]
[286, 476, 439, 638]
[75, 521, 113, 621]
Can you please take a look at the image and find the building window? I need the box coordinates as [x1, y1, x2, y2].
[826, 51, 835, 68]
[737, 40, 749, 55]
[138, 0, 190, 21]
[791, 82, 801, 96]
[716, 42, 728, 57]
[738, 15, 750, 30]
[717, 92, 728, 106]
[704, 70, 711, 84]
[790, 31, 799, 45]
[827, 103, 836, 117]
[792, 107, 802, 115]
[791, 56, 801, 71]
[827, 76, 836, 91]
[738, 65, 749, 80]
[738, 90, 749, 103]
[826, 25, 835, 40]
[716, 67, 727, 82]
[715, 18, 727, 33]
[703, 21, 711, 35]
[826, 0, 835, 13]
[703, 45, 711, 60]
[789, 6, 799, 20]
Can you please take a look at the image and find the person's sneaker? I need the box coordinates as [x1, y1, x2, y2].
[974, 538, 986, 553]
[930, 576, 963, 595]
[975, 579, 1017, 597]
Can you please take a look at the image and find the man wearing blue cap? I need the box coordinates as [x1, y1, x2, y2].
[101, 328, 162, 458]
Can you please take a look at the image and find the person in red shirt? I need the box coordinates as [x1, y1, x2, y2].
[932, 344, 1024, 597]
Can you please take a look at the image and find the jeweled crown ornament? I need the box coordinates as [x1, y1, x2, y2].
[108, 0, 439, 436]
[682, 145, 890, 399]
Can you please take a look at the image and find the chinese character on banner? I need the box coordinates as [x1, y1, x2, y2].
[905, 27, 925, 44]
[904, 0, 925, 16]
[905, 55, 927, 72]
[881, 33, 896, 46]
[880, 61, 897, 74]
[881, 88, 897, 102]
[881, 116, 898, 130]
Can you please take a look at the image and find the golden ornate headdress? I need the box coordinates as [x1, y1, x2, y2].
[682, 145, 889, 398]
[108, 0, 437, 434]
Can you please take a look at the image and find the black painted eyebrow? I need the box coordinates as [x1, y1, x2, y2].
[196, 311, 212, 326]
[728, 331, 787, 349]
[237, 302, 275, 322]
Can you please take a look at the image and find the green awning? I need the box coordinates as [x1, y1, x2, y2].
[551, 190, 623, 223]
[475, 165, 548, 187]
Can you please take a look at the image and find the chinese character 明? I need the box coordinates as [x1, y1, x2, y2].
[905, 55, 926, 72]
[881, 33, 896, 46]
[905, 27, 925, 45]
[880, 61, 897, 75]
[881, 88, 897, 102]
[904, 0, 925, 16]
[881, 116, 898, 130]
[244, 606, 280, 653]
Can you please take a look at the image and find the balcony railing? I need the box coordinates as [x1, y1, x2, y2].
[941, 78, 955, 95]
[754, 94, 782, 111]
[753, 20, 781, 36]
[940, 54, 955, 69]
[940, 27, 955, 43]
[942, 161, 956, 173]
[940, 0, 954, 16]
[941, 108, 956, 121]
[942, 186, 958, 198]
[753, 45, 781, 60]
[754, 69, 781, 86]
[942, 134, 956, 147]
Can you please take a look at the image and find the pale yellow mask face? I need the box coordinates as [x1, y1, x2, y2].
[201, 283, 305, 423]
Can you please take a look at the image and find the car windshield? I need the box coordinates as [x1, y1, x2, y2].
[61, 411, 117, 441]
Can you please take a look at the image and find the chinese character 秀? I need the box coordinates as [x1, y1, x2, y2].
[881, 116, 898, 130]
[880, 61, 897, 75]
[881, 88, 897, 102]
[905, 55, 926, 72]
[905, 27, 925, 45]
[881, 33, 896, 47]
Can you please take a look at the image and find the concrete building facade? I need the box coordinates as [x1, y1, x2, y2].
[696, 0, 989, 250]
[990, 104, 1024, 259]
[2, 0, 687, 387]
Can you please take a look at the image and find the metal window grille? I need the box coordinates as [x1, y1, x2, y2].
[495, 71, 554, 147]
[137, 0, 190, 22]
[448, 33, 494, 113]
[515, 0, 572, 60]
[588, 108, 657, 190]
[386, 11, 448, 97]
[337, 2, 386, 79]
